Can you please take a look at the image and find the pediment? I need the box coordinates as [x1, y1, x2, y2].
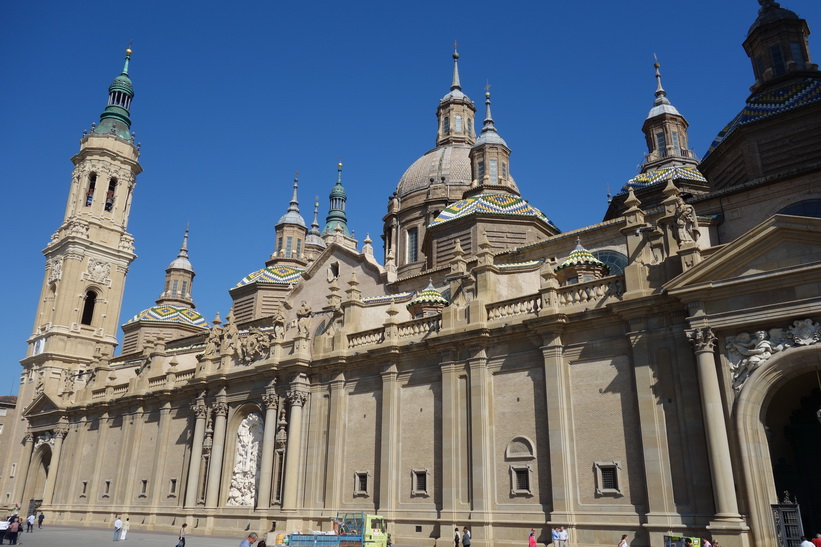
[666, 214, 821, 293]
[23, 392, 63, 418]
[302, 242, 384, 281]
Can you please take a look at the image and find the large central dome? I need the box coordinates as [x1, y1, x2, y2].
[395, 144, 473, 198]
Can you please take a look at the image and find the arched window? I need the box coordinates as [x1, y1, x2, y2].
[105, 178, 117, 212]
[593, 250, 628, 276]
[81, 290, 97, 325]
[86, 173, 97, 206]
[778, 199, 821, 219]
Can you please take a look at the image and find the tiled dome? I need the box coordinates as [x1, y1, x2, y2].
[235, 266, 304, 287]
[125, 305, 208, 328]
[429, 193, 554, 228]
[407, 282, 449, 308]
[555, 242, 610, 274]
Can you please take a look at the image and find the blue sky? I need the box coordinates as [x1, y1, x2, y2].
[2, 0, 820, 395]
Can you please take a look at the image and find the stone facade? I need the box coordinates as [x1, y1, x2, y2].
[3, 4, 821, 547]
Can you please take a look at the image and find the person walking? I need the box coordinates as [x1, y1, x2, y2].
[26, 514, 34, 533]
[113, 516, 123, 541]
[558, 527, 568, 547]
[462, 528, 471, 547]
[618, 535, 628, 547]
[811, 534, 821, 547]
[177, 523, 187, 547]
[37, 513, 44, 529]
[454, 527, 461, 547]
[552, 528, 559, 545]
[239, 532, 258, 547]
[529, 529, 538, 547]
[120, 518, 130, 541]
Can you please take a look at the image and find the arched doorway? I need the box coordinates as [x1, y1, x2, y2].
[735, 346, 821, 545]
[25, 444, 51, 512]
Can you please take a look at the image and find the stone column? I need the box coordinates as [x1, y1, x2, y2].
[378, 364, 399, 516]
[149, 400, 174, 515]
[86, 411, 111, 512]
[185, 399, 208, 507]
[13, 433, 34, 508]
[281, 389, 308, 511]
[687, 327, 742, 522]
[467, 346, 493, 517]
[66, 418, 88, 501]
[120, 405, 146, 505]
[541, 332, 577, 523]
[41, 427, 68, 504]
[256, 392, 279, 509]
[205, 400, 228, 508]
[324, 372, 346, 510]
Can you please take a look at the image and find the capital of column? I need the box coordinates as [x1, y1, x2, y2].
[191, 402, 209, 418]
[262, 393, 279, 410]
[687, 326, 717, 353]
[23, 433, 34, 444]
[54, 427, 69, 439]
[287, 390, 308, 407]
[212, 401, 228, 417]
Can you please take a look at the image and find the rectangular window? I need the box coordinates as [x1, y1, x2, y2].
[655, 132, 666, 153]
[286, 236, 293, 258]
[671, 131, 680, 153]
[296, 239, 302, 258]
[81, 480, 88, 497]
[171, 280, 179, 297]
[412, 469, 428, 496]
[455, 115, 463, 132]
[502, 162, 508, 179]
[0, 424, 3, 435]
[509, 465, 532, 496]
[140, 480, 148, 497]
[9, 463, 16, 478]
[169, 478, 178, 496]
[443, 117, 450, 135]
[407, 228, 418, 263]
[103, 479, 111, 497]
[790, 42, 805, 69]
[0, 408, 7, 416]
[594, 461, 622, 496]
[277, 237, 283, 252]
[354, 471, 370, 496]
[489, 160, 498, 183]
[477, 161, 485, 180]
[771, 45, 786, 76]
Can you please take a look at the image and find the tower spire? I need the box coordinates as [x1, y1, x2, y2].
[271, 172, 308, 266]
[468, 87, 516, 195]
[653, 56, 668, 103]
[322, 162, 352, 240]
[436, 47, 476, 147]
[94, 46, 136, 140]
[451, 42, 462, 91]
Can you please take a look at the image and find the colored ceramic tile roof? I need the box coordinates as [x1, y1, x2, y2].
[618, 166, 707, 195]
[407, 283, 449, 308]
[555, 243, 610, 273]
[235, 266, 304, 287]
[429, 193, 555, 228]
[126, 305, 208, 328]
[705, 77, 821, 157]
[498, 259, 544, 270]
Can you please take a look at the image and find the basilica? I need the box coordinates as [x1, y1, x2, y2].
[2, 2, 821, 547]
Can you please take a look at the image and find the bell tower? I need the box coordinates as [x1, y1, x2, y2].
[23, 48, 142, 397]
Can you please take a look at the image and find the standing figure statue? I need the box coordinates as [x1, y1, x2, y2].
[674, 197, 700, 244]
[297, 301, 313, 336]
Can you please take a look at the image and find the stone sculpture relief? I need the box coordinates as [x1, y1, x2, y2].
[725, 318, 821, 391]
[47, 257, 63, 283]
[674, 197, 700, 244]
[34, 431, 55, 449]
[226, 412, 263, 506]
[86, 258, 111, 283]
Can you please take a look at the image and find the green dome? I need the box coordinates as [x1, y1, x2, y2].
[109, 72, 134, 96]
[93, 49, 135, 140]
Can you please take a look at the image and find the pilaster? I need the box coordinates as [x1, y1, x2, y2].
[257, 390, 279, 509]
[378, 362, 400, 517]
[185, 398, 208, 508]
[205, 397, 228, 508]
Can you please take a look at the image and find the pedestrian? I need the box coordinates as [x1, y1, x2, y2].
[529, 529, 538, 547]
[113, 516, 123, 541]
[37, 513, 44, 529]
[463, 527, 471, 547]
[454, 527, 461, 547]
[702, 538, 712, 547]
[177, 523, 187, 547]
[240, 532, 258, 547]
[26, 514, 34, 533]
[618, 535, 628, 547]
[812, 534, 821, 547]
[6, 518, 20, 545]
[558, 527, 568, 547]
[801, 537, 814, 547]
[121, 518, 130, 540]
[552, 528, 559, 545]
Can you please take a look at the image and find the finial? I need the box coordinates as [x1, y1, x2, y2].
[122, 43, 133, 75]
[451, 43, 462, 91]
[288, 174, 300, 213]
[337, 162, 343, 184]
[483, 84, 495, 127]
[653, 54, 667, 100]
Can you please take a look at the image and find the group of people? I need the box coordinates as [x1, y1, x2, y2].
[454, 526, 471, 547]
[549, 527, 569, 547]
[1, 513, 44, 545]
[112, 516, 131, 541]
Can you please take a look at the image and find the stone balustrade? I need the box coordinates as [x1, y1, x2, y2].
[487, 294, 542, 321]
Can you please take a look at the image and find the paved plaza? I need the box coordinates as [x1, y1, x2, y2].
[1, 525, 244, 547]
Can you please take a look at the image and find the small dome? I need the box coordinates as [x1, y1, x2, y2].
[555, 242, 610, 274]
[109, 73, 134, 96]
[277, 211, 306, 227]
[125, 305, 208, 328]
[236, 266, 304, 287]
[168, 256, 194, 272]
[474, 130, 508, 148]
[407, 281, 449, 308]
[748, 1, 799, 35]
[647, 102, 681, 119]
[619, 166, 707, 195]
[395, 144, 473, 198]
[429, 193, 554, 228]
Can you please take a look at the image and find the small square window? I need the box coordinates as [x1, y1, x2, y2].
[594, 461, 622, 496]
[354, 471, 370, 497]
[412, 469, 429, 497]
[509, 465, 533, 496]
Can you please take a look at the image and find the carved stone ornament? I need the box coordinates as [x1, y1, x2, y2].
[687, 326, 716, 352]
[262, 393, 278, 410]
[674, 197, 700, 244]
[287, 390, 309, 407]
[68, 219, 89, 239]
[86, 258, 111, 284]
[54, 427, 69, 439]
[118, 234, 135, 253]
[726, 318, 821, 392]
[34, 431, 55, 449]
[47, 257, 63, 283]
[212, 402, 229, 417]
[226, 412, 264, 507]
[191, 402, 208, 418]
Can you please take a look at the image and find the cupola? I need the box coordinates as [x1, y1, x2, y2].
[467, 90, 519, 197]
[93, 48, 135, 140]
[407, 280, 449, 318]
[269, 175, 308, 268]
[554, 240, 610, 285]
